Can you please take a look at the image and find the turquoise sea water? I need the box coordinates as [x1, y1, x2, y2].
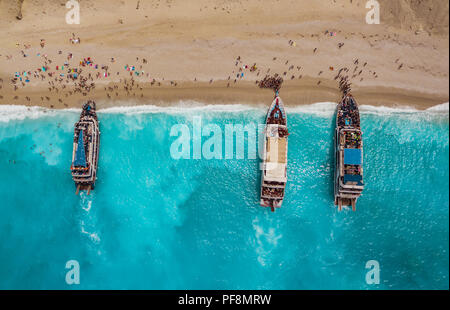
[0, 103, 448, 290]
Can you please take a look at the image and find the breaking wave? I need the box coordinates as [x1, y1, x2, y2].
[0, 101, 448, 123]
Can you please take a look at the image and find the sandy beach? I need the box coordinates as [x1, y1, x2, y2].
[0, 0, 448, 110]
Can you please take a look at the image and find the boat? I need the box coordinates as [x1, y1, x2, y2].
[71, 101, 100, 195]
[334, 93, 364, 211]
[260, 96, 289, 212]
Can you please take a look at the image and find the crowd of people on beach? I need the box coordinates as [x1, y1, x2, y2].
[258, 75, 284, 92]
[2, 38, 163, 107]
[69, 33, 81, 45]
[339, 75, 352, 94]
[0, 24, 386, 108]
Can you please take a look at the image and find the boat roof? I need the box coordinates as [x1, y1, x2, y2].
[344, 148, 362, 165]
[264, 163, 287, 182]
[264, 137, 287, 182]
[267, 137, 287, 164]
[73, 130, 87, 167]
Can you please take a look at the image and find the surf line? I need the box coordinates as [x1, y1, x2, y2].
[178, 294, 213, 307]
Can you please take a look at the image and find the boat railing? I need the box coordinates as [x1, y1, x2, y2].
[340, 182, 364, 190]
[263, 183, 285, 189]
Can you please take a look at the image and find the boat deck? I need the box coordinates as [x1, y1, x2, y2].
[260, 96, 289, 212]
[334, 94, 364, 211]
[71, 101, 100, 194]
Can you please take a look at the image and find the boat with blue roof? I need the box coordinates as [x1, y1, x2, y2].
[334, 93, 364, 211]
[71, 101, 100, 195]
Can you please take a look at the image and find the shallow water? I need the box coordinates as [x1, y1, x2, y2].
[0, 103, 448, 289]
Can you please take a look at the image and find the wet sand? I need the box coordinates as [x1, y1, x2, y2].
[1, 79, 446, 110]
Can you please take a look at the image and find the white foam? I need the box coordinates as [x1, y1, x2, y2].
[286, 101, 449, 115]
[359, 104, 420, 114]
[1, 100, 448, 122]
[286, 102, 336, 116]
[98, 100, 262, 114]
[359, 102, 450, 115]
[426, 102, 449, 112]
[82, 200, 92, 212]
[0, 105, 49, 122]
[99, 101, 338, 116]
[0, 105, 79, 123]
[101, 101, 447, 116]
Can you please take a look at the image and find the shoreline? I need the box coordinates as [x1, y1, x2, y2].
[1, 101, 448, 126]
[1, 98, 448, 118]
[1, 79, 448, 111]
